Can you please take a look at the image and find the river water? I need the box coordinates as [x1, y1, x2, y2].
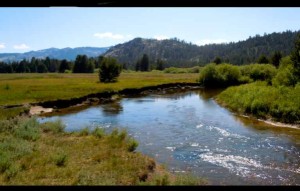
[39, 89, 300, 185]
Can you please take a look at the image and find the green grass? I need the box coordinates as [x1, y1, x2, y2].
[0, 106, 29, 120]
[217, 81, 300, 124]
[0, 72, 198, 106]
[0, 117, 206, 185]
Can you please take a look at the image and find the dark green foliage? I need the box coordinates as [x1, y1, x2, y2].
[213, 57, 222, 64]
[271, 51, 282, 68]
[73, 55, 89, 73]
[257, 54, 269, 64]
[290, 33, 300, 79]
[155, 59, 165, 70]
[37, 63, 48, 73]
[198, 63, 242, 87]
[59, 59, 71, 73]
[99, 57, 121, 82]
[104, 31, 300, 67]
[87, 60, 95, 73]
[135, 60, 141, 71]
[140, 54, 149, 71]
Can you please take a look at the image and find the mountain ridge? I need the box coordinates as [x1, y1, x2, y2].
[0, 47, 110, 62]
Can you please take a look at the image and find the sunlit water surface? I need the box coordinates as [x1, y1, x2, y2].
[39, 89, 300, 185]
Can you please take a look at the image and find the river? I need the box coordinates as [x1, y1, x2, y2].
[38, 89, 300, 185]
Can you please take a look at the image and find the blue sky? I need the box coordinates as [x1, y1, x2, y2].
[0, 8, 299, 53]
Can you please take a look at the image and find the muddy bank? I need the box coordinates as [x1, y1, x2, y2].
[29, 82, 201, 116]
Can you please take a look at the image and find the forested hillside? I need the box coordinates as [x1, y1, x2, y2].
[104, 30, 300, 69]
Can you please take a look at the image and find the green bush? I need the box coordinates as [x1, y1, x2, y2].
[217, 82, 300, 123]
[4, 164, 19, 180]
[272, 66, 297, 87]
[0, 154, 11, 173]
[40, 119, 65, 133]
[127, 139, 139, 152]
[240, 63, 277, 82]
[13, 117, 40, 141]
[164, 67, 187, 74]
[92, 127, 105, 139]
[53, 152, 68, 167]
[99, 57, 122, 83]
[187, 66, 201, 73]
[272, 56, 297, 87]
[198, 63, 242, 87]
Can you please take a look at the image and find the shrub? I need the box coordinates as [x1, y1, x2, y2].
[164, 67, 187, 74]
[198, 63, 242, 87]
[53, 153, 68, 167]
[40, 119, 65, 133]
[78, 127, 90, 136]
[0, 154, 11, 173]
[240, 64, 277, 82]
[187, 66, 201, 73]
[127, 139, 139, 152]
[272, 66, 297, 87]
[92, 127, 105, 139]
[217, 82, 300, 123]
[13, 117, 40, 141]
[4, 164, 19, 180]
[99, 57, 122, 82]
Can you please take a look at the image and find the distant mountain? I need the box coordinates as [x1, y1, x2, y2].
[0, 47, 110, 62]
[104, 30, 300, 68]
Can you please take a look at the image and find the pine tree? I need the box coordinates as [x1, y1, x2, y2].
[291, 34, 300, 79]
[270, 51, 282, 68]
[213, 57, 222, 65]
[257, 55, 269, 64]
[140, 54, 149, 71]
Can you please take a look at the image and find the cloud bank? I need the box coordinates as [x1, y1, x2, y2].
[13, 44, 30, 50]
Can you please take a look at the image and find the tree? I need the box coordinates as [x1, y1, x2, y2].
[257, 54, 269, 64]
[98, 57, 121, 82]
[155, 59, 165, 70]
[135, 60, 141, 71]
[96, 56, 104, 68]
[37, 63, 48, 73]
[291, 33, 300, 79]
[59, 59, 71, 73]
[73, 55, 89, 73]
[140, 54, 149, 71]
[213, 57, 222, 65]
[87, 60, 95, 73]
[271, 51, 282, 68]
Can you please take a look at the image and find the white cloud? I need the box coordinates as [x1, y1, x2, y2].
[154, 35, 169, 40]
[0, 43, 5, 49]
[94, 32, 125, 39]
[13, 44, 30, 50]
[195, 39, 229, 46]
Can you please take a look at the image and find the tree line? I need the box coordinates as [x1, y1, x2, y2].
[0, 55, 108, 73]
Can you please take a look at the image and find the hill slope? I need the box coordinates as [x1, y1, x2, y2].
[104, 30, 300, 68]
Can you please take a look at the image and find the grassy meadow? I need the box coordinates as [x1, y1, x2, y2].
[0, 117, 206, 185]
[0, 72, 198, 106]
